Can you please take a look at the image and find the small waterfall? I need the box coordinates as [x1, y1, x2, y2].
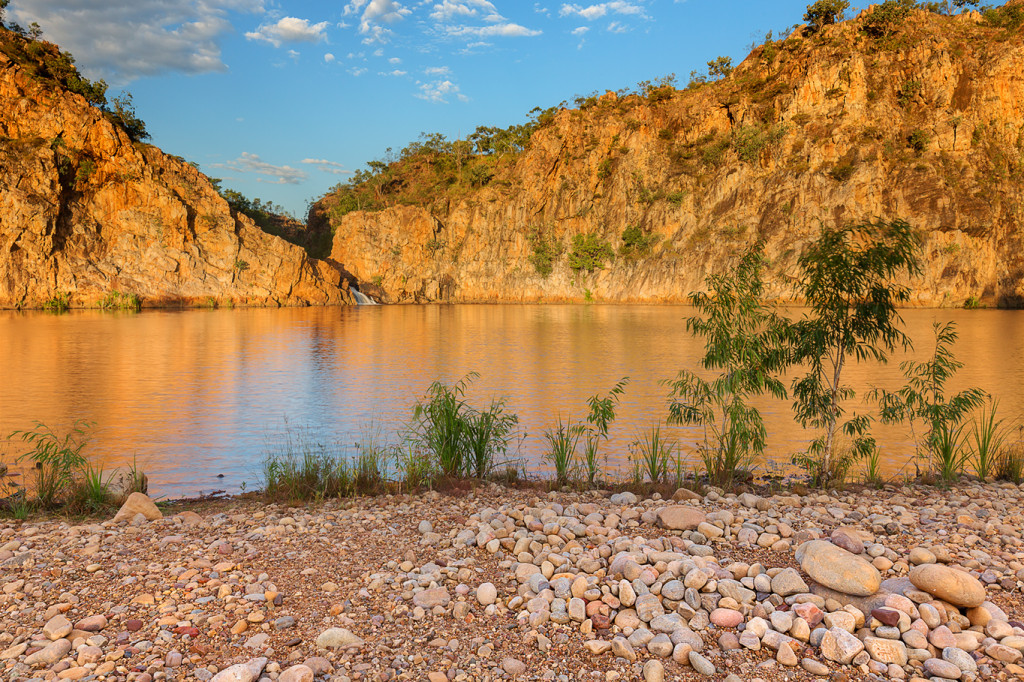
[351, 288, 378, 305]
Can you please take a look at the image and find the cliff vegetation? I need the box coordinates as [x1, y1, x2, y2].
[313, 1, 1024, 306]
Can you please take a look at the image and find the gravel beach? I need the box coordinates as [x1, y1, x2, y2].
[2, 481, 1024, 682]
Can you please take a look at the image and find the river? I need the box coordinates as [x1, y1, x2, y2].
[1, 305, 1022, 497]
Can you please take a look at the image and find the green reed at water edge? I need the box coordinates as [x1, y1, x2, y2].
[2, 420, 149, 518]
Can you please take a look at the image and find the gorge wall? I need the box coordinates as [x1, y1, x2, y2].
[0, 30, 351, 308]
[317, 7, 1024, 307]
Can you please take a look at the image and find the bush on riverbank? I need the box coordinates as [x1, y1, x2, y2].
[1, 420, 148, 518]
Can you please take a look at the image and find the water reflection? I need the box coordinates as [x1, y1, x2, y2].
[1, 305, 1022, 496]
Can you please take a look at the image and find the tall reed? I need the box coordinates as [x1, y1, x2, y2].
[543, 418, 582, 487]
[633, 423, 674, 484]
[970, 401, 1008, 481]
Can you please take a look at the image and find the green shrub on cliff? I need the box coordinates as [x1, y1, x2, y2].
[106, 92, 149, 142]
[528, 229, 563, 277]
[98, 290, 142, 311]
[568, 234, 614, 273]
[43, 291, 70, 312]
[862, 0, 916, 39]
[619, 225, 659, 258]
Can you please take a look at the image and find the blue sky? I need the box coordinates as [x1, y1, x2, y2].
[10, 0, 812, 216]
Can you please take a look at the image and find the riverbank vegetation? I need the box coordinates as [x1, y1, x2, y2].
[0, 420, 147, 518]
[6, 216, 1023, 512]
[249, 221, 1023, 505]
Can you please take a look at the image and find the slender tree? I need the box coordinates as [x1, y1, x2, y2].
[666, 247, 790, 486]
[789, 218, 922, 486]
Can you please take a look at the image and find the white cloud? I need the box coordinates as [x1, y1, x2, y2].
[381, 69, 408, 76]
[245, 16, 330, 47]
[301, 158, 351, 175]
[444, 22, 541, 38]
[571, 26, 588, 35]
[606, 20, 629, 33]
[388, 57, 402, 64]
[212, 152, 308, 185]
[324, 53, 336, 62]
[363, 0, 410, 23]
[343, 1, 369, 16]
[428, 0, 501, 22]
[415, 79, 466, 103]
[344, 0, 411, 42]
[424, 65, 451, 75]
[427, 0, 540, 43]
[348, 66, 368, 76]
[558, 1, 645, 20]
[10, 0, 264, 82]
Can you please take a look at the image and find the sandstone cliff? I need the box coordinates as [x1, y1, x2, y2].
[0, 30, 351, 308]
[316, 5, 1024, 307]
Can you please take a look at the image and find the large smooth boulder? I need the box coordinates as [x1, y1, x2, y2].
[656, 506, 705, 531]
[112, 492, 162, 523]
[798, 540, 881, 597]
[909, 564, 986, 608]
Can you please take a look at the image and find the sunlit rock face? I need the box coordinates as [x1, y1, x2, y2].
[319, 9, 1024, 307]
[0, 32, 351, 309]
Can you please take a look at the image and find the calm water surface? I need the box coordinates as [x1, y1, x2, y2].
[1, 305, 1022, 496]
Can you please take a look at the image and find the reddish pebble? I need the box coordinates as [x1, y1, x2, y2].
[718, 632, 740, 650]
[126, 620, 143, 632]
[710, 608, 744, 628]
[173, 626, 200, 637]
[591, 613, 611, 630]
[793, 602, 824, 627]
[871, 608, 901, 626]
[830, 529, 864, 554]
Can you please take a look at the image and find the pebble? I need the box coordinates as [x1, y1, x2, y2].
[42, 614, 73, 640]
[279, 665, 313, 682]
[211, 658, 267, 682]
[642, 659, 665, 682]
[314, 628, 364, 650]
[501, 657, 526, 676]
[688, 651, 716, 676]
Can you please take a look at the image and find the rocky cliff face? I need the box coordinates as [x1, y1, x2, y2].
[317, 6, 1024, 307]
[0, 32, 351, 308]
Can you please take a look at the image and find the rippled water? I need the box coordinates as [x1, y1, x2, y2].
[1, 305, 1022, 496]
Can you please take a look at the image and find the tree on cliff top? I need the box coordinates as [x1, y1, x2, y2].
[804, 0, 849, 31]
[107, 92, 149, 142]
[0, 0, 8, 27]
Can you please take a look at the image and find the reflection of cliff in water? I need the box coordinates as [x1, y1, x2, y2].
[2, 306, 1023, 496]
